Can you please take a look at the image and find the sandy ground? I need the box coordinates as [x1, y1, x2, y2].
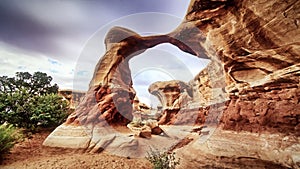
[0, 130, 152, 169]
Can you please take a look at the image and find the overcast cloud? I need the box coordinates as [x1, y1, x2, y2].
[0, 0, 209, 105]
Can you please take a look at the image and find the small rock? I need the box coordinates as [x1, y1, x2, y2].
[151, 126, 163, 135]
[139, 130, 152, 138]
[283, 136, 289, 141]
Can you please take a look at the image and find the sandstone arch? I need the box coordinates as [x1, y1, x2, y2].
[65, 26, 205, 128]
[44, 1, 300, 167]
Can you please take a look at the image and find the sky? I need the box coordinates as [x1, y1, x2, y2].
[0, 0, 210, 105]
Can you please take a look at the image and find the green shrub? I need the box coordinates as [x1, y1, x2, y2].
[0, 72, 69, 132]
[146, 148, 180, 169]
[30, 93, 69, 128]
[0, 92, 68, 132]
[0, 124, 22, 158]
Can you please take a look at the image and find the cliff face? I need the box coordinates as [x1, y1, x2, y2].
[198, 0, 299, 134]
[152, 0, 300, 134]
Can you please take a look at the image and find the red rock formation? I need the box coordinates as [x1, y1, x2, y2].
[64, 26, 201, 127]
[186, 0, 300, 134]
[149, 0, 300, 135]
[149, 80, 192, 110]
[148, 80, 194, 125]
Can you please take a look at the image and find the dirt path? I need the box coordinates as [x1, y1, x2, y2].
[0, 131, 152, 169]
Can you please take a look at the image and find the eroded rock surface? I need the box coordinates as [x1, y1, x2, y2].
[148, 80, 193, 124]
[149, 0, 300, 134]
[176, 128, 300, 169]
[187, 0, 300, 134]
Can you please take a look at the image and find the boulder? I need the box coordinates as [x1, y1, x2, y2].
[151, 126, 163, 135]
[139, 127, 152, 139]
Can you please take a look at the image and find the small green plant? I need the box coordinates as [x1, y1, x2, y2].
[0, 124, 22, 159]
[146, 148, 180, 169]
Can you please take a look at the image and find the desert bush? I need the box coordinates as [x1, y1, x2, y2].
[146, 148, 180, 169]
[0, 124, 22, 158]
[26, 93, 69, 130]
[0, 92, 68, 132]
[0, 72, 69, 132]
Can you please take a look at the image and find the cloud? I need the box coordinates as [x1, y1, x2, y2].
[0, 42, 75, 89]
[48, 58, 61, 66]
[0, 0, 194, 94]
[0, 0, 189, 61]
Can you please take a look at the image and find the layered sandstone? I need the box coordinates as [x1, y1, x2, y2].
[148, 0, 300, 135]
[148, 80, 195, 124]
[148, 80, 192, 110]
[185, 0, 300, 134]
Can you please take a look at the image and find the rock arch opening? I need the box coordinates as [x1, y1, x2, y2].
[129, 43, 209, 123]
[130, 44, 208, 100]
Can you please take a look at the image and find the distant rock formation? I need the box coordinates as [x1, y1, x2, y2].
[133, 96, 150, 113]
[58, 89, 86, 109]
[148, 80, 194, 124]
[149, 80, 193, 110]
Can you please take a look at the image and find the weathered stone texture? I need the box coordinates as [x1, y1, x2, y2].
[153, 0, 300, 134]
